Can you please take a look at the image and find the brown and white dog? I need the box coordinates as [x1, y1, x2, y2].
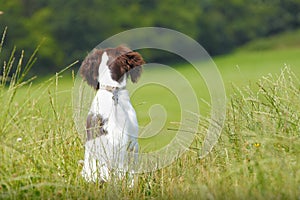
[80, 46, 145, 182]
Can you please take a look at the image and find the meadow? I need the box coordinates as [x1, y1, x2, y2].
[0, 30, 299, 199]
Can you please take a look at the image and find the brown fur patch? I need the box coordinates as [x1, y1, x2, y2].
[86, 113, 108, 141]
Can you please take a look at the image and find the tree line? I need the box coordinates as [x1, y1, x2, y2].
[1, 0, 300, 74]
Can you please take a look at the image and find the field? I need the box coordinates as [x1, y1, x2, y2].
[0, 31, 300, 199]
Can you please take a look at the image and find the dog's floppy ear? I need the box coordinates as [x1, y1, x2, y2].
[80, 49, 103, 90]
[126, 51, 145, 83]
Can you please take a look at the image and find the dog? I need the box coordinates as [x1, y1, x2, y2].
[79, 46, 145, 183]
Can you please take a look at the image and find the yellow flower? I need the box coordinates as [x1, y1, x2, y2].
[254, 143, 260, 148]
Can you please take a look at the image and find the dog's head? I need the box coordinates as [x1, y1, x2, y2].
[80, 46, 145, 90]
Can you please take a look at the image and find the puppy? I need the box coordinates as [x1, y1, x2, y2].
[80, 46, 144, 182]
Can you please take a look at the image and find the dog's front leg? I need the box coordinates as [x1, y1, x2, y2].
[81, 141, 98, 182]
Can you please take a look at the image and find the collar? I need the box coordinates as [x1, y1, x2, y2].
[99, 84, 125, 105]
[99, 84, 125, 92]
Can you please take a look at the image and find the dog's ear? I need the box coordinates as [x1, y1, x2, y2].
[80, 49, 103, 90]
[126, 51, 145, 83]
[109, 49, 145, 83]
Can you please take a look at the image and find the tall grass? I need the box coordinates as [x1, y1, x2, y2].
[0, 29, 82, 199]
[0, 28, 299, 199]
[218, 66, 300, 199]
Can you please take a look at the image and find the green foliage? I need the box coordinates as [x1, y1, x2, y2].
[1, 0, 300, 74]
[197, 0, 300, 54]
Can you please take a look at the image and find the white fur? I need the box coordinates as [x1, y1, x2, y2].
[81, 52, 138, 182]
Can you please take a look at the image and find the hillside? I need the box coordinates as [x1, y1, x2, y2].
[237, 29, 300, 52]
[214, 29, 300, 90]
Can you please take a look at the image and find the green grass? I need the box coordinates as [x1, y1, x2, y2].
[1, 30, 300, 199]
[133, 46, 300, 152]
[217, 47, 300, 87]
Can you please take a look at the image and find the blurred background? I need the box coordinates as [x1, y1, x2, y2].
[0, 0, 300, 75]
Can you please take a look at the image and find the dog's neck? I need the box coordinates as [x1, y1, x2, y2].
[97, 52, 127, 89]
